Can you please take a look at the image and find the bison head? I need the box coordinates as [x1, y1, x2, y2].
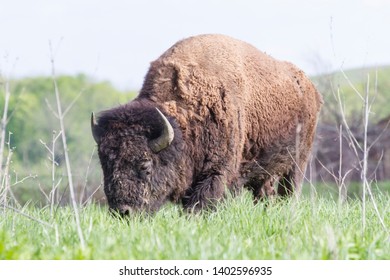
[91, 105, 175, 215]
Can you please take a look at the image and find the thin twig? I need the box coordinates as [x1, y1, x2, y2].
[0, 74, 11, 179]
[11, 173, 37, 187]
[44, 98, 60, 119]
[63, 88, 86, 117]
[340, 68, 364, 101]
[361, 74, 370, 235]
[1, 203, 53, 228]
[49, 41, 85, 250]
[337, 89, 362, 153]
[79, 147, 96, 205]
[82, 183, 103, 207]
[38, 183, 51, 204]
[368, 118, 390, 150]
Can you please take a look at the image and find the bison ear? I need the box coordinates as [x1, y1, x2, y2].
[149, 108, 174, 153]
[91, 112, 104, 144]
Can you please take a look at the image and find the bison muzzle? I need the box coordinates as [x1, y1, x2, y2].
[91, 34, 322, 215]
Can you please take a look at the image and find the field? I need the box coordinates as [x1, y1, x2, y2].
[1, 187, 389, 260]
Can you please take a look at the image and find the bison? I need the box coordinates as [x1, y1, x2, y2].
[91, 34, 322, 215]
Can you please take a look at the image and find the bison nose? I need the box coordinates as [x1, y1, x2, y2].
[115, 204, 132, 216]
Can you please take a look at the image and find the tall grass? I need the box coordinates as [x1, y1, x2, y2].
[0, 190, 388, 260]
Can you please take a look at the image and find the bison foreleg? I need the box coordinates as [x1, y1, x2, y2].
[277, 175, 293, 196]
[182, 174, 225, 211]
[277, 168, 303, 196]
[247, 177, 277, 204]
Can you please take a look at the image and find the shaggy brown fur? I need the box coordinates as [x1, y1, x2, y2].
[93, 34, 322, 214]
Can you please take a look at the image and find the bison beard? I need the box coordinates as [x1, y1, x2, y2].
[91, 34, 322, 215]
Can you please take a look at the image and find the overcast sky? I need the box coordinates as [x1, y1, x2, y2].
[1, 0, 389, 90]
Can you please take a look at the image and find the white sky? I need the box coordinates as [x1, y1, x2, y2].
[1, 0, 389, 90]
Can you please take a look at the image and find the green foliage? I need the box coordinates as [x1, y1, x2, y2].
[314, 66, 390, 124]
[1, 75, 136, 165]
[0, 191, 389, 260]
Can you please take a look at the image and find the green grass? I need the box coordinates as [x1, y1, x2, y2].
[1, 190, 389, 260]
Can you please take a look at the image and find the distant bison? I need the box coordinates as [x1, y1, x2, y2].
[91, 34, 322, 215]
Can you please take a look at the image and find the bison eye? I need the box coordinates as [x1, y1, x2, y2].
[138, 160, 152, 178]
[140, 165, 150, 173]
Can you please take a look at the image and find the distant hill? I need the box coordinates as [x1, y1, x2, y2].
[312, 65, 390, 124]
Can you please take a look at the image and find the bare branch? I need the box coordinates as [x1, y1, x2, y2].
[82, 183, 103, 207]
[63, 88, 86, 117]
[38, 183, 51, 204]
[1, 203, 53, 228]
[49, 41, 85, 250]
[11, 173, 37, 187]
[0, 74, 11, 178]
[368, 118, 390, 150]
[79, 147, 96, 205]
[340, 68, 364, 101]
[44, 98, 60, 119]
[336, 86, 362, 156]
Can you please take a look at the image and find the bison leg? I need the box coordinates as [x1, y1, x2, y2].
[277, 168, 303, 196]
[277, 174, 293, 196]
[247, 177, 277, 204]
[182, 174, 225, 211]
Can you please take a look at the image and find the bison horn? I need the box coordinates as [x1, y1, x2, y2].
[91, 112, 104, 144]
[149, 108, 174, 153]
